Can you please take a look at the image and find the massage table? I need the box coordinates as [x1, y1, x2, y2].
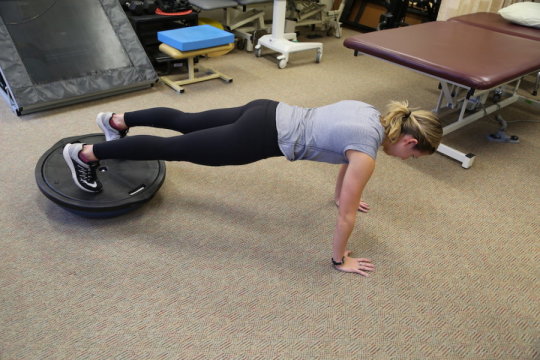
[343, 19, 540, 168]
[448, 12, 540, 41]
[286, 0, 345, 39]
[189, 0, 271, 51]
[449, 12, 540, 96]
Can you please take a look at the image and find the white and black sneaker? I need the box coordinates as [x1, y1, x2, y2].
[96, 112, 128, 141]
[62, 143, 102, 193]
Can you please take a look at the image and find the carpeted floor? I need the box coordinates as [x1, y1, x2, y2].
[1, 26, 539, 359]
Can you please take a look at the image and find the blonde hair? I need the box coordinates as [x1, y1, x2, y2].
[381, 100, 442, 154]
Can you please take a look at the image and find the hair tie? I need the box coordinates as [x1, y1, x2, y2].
[403, 111, 411, 120]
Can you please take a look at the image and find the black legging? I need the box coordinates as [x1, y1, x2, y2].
[93, 99, 283, 166]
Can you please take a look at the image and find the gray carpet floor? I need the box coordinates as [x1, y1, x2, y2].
[1, 27, 539, 359]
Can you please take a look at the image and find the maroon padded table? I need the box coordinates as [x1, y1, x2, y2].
[343, 21, 540, 168]
[448, 12, 540, 41]
[343, 21, 540, 90]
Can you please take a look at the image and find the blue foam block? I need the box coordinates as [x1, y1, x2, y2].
[158, 25, 234, 52]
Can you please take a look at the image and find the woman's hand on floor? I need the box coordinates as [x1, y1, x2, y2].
[335, 200, 371, 213]
[334, 250, 375, 277]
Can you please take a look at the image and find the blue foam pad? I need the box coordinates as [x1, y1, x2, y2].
[158, 25, 234, 52]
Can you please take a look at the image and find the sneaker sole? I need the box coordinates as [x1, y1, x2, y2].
[62, 144, 99, 193]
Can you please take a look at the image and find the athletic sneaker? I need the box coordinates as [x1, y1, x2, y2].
[62, 143, 102, 193]
[96, 112, 128, 141]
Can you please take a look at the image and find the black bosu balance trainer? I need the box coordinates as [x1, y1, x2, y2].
[36, 134, 166, 218]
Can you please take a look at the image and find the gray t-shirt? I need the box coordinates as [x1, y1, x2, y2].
[276, 100, 385, 164]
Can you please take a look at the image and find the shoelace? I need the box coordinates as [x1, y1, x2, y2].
[75, 162, 98, 183]
[119, 128, 128, 138]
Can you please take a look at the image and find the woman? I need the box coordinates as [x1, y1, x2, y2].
[63, 99, 442, 276]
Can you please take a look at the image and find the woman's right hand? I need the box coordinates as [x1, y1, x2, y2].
[334, 250, 375, 277]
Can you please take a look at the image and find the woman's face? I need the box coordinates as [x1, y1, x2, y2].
[383, 134, 427, 160]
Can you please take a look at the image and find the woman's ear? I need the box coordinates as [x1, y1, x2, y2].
[400, 134, 418, 147]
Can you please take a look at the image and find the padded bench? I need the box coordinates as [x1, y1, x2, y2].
[157, 25, 235, 93]
[343, 20, 540, 168]
[448, 12, 540, 96]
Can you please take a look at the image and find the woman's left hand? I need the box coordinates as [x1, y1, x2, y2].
[357, 201, 370, 213]
[335, 200, 371, 213]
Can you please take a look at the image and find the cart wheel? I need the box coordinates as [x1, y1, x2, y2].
[316, 51, 322, 63]
[278, 59, 287, 69]
[255, 47, 262, 57]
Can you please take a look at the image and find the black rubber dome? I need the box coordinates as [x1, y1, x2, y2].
[35, 134, 166, 217]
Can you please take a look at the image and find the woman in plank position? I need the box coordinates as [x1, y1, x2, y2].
[63, 99, 442, 276]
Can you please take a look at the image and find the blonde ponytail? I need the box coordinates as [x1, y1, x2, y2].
[381, 100, 442, 154]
